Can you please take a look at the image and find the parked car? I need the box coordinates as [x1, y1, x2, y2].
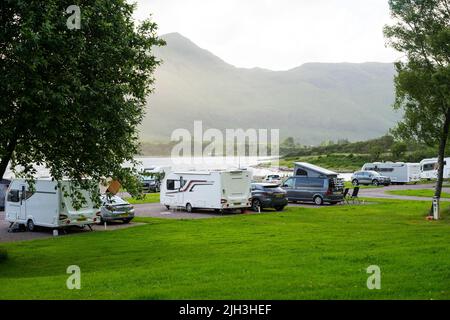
[100, 195, 135, 224]
[351, 171, 391, 186]
[281, 176, 344, 205]
[251, 183, 288, 211]
[263, 174, 283, 185]
[141, 176, 160, 193]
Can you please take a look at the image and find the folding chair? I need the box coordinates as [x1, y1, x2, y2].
[349, 187, 361, 204]
[342, 188, 350, 204]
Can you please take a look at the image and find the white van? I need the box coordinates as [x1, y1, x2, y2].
[160, 170, 252, 213]
[362, 162, 421, 184]
[5, 179, 101, 231]
[420, 158, 450, 180]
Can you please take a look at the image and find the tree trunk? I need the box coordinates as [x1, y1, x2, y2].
[431, 110, 450, 216]
[0, 135, 18, 180]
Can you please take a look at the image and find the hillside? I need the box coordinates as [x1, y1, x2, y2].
[140, 33, 401, 145]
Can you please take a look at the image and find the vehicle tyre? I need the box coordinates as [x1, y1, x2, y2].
[165, 205, 170, 210]
[352, 179, 359, 186]
[27, 219, 35, 232]
[313, 196, 324, 206]
[372, 180, 379, 186]
[186, 203, 193, 213]
[274, 206, 285, 211]
[252, 199, 261, 212]
[122, 218, 132, 224]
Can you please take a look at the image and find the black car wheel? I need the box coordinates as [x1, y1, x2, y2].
[274, 206, 285, 211]
[27, 219, 35, 232]
[352, 179, 359, 186]
[122, 218, 132, 224]
[252, 199, 262, 212]
[372, 180, 379, 186]
[313, 196, 324, 206]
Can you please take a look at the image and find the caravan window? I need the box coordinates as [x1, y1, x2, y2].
[423, 163, 435, 171]
[296, 168, 308, 176]
[7, 190, 20, 203]
[167, 179, 181, 191]
[378, 168, 394, 172]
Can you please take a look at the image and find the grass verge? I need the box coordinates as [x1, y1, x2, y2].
[125, 193, 160, 204]
[386, 189, 450, 199]
[0, 199, 449, 299]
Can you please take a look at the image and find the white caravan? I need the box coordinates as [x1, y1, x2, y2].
[5, 179, 101, 231]
[362, 162, 421, 184]
[419, 158, 450, 180]
[160, 170, 252, 213]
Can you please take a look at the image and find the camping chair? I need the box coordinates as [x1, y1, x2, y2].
[349, 187, 361, 204]
[341, 188, 350, 204]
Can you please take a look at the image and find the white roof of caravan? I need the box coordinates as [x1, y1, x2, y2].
[294, 162, 338, 175]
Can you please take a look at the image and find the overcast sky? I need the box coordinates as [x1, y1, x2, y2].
[133, 0, 401, 71]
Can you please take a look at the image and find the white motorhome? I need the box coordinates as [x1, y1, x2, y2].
[362, 162, 421, 184]
[419, 158, 450, 180]
[5, 179, 101, 231]
[160, 170, 252, 213]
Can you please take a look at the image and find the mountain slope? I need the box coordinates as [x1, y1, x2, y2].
[140, 32, 400, 145]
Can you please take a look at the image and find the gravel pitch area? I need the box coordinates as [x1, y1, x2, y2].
[0, 211, 143, 243]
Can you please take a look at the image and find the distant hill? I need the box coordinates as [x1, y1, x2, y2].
[140, 32, 401, 145]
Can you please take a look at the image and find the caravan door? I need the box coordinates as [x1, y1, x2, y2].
[6, 182, 27, 221]
[165, 178, 183, 207]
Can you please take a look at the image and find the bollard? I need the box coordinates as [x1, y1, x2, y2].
[53, 229, 59, 237]
[432, 196, 440, 220]
[104, 221, 107, 230]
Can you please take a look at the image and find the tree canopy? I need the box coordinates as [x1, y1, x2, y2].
[0, 0, 164, 204]
[384, 0, 450, 205]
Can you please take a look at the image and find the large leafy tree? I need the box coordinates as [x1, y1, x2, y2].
[384, 0, 450, 213]
[0, 1, 164, 204]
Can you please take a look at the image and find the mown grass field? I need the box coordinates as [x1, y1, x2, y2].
[386, 189, 450, 199]
[125, 193, 160, 204]
[0, 199, 450, 300]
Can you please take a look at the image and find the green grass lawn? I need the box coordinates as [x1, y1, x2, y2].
[1, 199, 450, 299]
[343, 181, 380, 189]
[386, 189, 450, 199]
[125, 193, 160, 204]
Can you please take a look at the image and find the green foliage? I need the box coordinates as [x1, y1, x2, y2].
[0, 1, 165, 207]
[283, 135, 395, 158]
[369, 145, 384, 161]
[384, 0, 450, 143]
[391, 142, 408, 158]
[384, 0, 450, 200]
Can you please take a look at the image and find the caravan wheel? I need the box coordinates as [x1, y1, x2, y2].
[186, 203, 193, 213]
[27, 219, 35, 232]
